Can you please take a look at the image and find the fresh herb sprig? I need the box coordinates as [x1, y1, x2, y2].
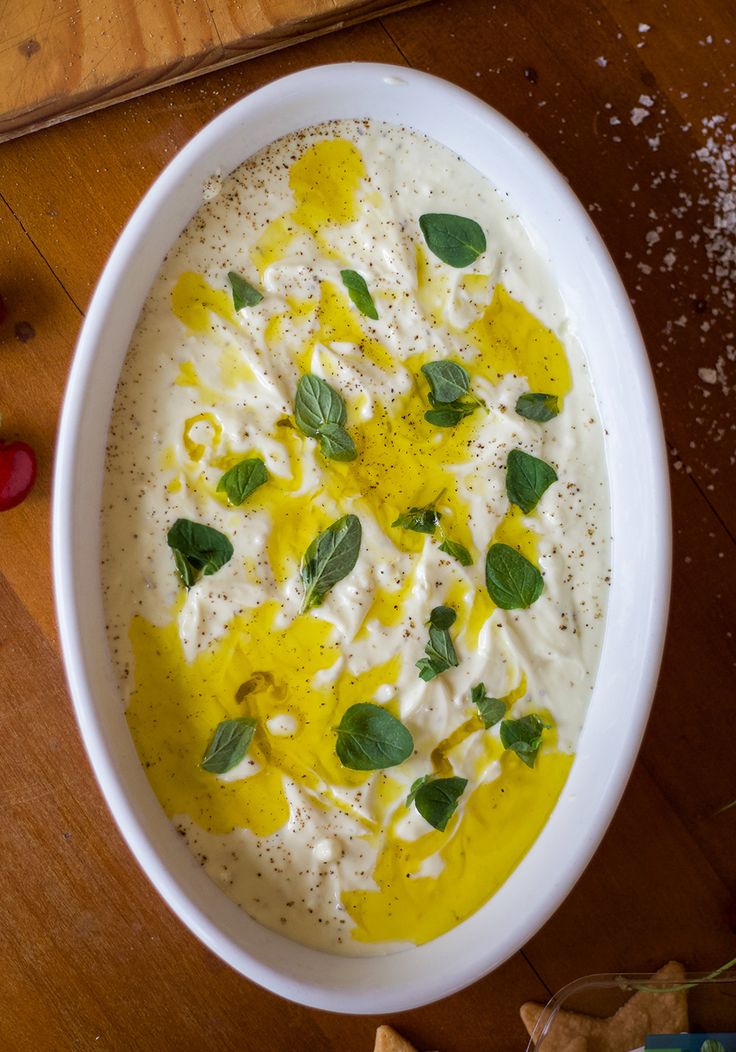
[500, 714, 550, 768]
[506, 449, 557, 514]
[217, 457, 269, 506]
[392, 498, 442, 535]
[294, 374, 345, 435]
[228, 271, 263, 310]
[335, 702, 413, 771]
[425, 397, 479, 428]
[417, 606, 459, 681]
[201, 717, 257, 774]
[422, 361, 470, 402]
[470, 683, 506, 728]
[340, 269, 378, 320]
[406, 774, 468, 830]
[419, 214, 486, 268]
[167, 519, 233, 589]
[294, 374, 356, 462]
[301, 514, 362, 612]
[485, 543, 544, 609]
[392, 491, 473, 566]
[515, 392, 560, 422]
[318, 422, 357, 461]
[421, 361, 485, 428]
[439, 537, 473, 566]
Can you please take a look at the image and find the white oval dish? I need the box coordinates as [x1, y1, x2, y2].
[53, 63, 671, 1014]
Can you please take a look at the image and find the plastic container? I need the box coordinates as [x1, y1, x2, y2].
[526, 968, 736, 1050]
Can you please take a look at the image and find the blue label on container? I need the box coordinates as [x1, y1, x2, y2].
[646, 1037, 736, 1051]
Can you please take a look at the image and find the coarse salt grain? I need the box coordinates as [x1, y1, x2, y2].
[695, 116, 735, 316]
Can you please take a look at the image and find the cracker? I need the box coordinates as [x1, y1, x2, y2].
[519, 960, 688, 1052]
[374, 1024, 418, 1052]
[521, 1001, 601, 1048]
[623, 960, 688, 1034]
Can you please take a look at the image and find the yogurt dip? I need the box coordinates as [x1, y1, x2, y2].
[101, 119, 610, 955]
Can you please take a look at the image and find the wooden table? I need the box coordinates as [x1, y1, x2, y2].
[1, 2, 734, 1048]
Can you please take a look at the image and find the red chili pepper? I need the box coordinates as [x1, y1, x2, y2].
[0, 439, 37, 510]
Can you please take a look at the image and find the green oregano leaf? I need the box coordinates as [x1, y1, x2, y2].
[428, 606, 456, 630]
[301, 514, 362, 612]
[439, 537, 473, 566]
[318, 422, 357, 462]
[335, 702, 413, 771]
[406, 774, 430, 808]
[409, 775, 468, 831]
[470, 683, 506, 728]
[294, 374, 346, 437]
[485, 543, 544, 609]
[340, 269, 379, 320]
[294, 374, 356, 461]
[419, 213, 486, 268]
[228, 271, 263, 310]
[201, 717, 257, 773]
[500, 714, 550, 768]
[216, 457, 269, 506]
[421, 361, 470, 403]
[167, 519, 234, 589]
[172, 549, 196, 589]
[424, 405, 470, 427]
[417, 605, 459, 681]
[392, 501, 441, 534]
[515, 392, 560, 422]
[506, 449, 558, 514]
[422, 363, 484, 428]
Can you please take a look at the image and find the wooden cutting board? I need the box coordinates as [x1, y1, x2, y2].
[0, 0, 425, 142]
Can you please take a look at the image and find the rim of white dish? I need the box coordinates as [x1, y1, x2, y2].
[53, 62, 671, 1014]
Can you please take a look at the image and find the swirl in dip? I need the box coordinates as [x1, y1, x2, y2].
[102, 119, 610, 955]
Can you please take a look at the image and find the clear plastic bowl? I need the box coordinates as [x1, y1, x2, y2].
[526, 968, 736, 1050]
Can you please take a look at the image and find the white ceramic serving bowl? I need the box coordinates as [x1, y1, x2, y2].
[53, 63, 671, 1014]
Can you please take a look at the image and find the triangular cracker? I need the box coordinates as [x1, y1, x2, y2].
[616, 960, 688, 1035]
[520, 1001, 543, 1035]
[521, 1001, 604, 1043]
[374, 1024, 418, 1052]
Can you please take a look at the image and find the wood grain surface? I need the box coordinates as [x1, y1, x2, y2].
[0, 0, 426, 142]
[0, 2, 735, 1049]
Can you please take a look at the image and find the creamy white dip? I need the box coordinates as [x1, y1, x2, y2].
[102, 119, 610, 955]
